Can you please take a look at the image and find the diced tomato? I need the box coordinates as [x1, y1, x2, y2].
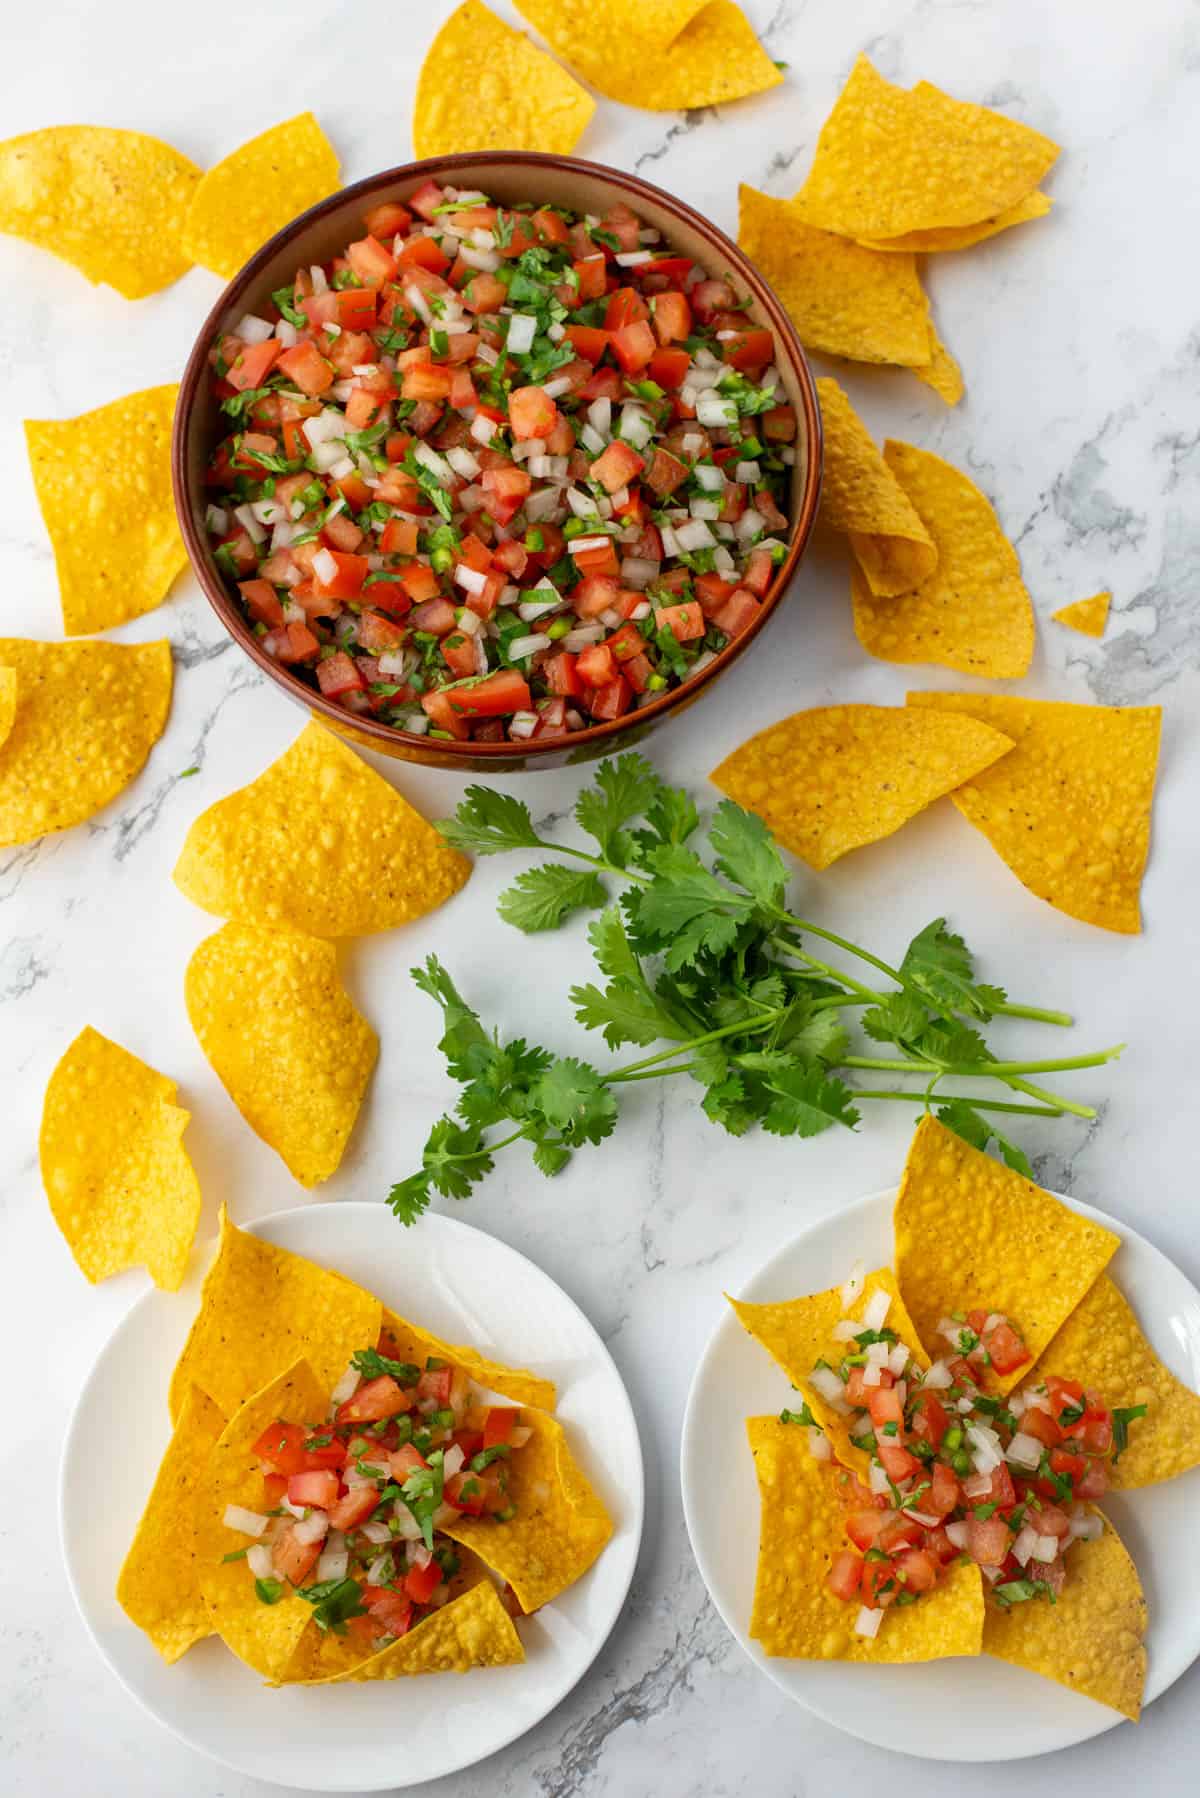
[966, 1516, 1011, 1567]
[742, 548, 775, 596]
[1074, 1459, 1109, 1501]
[491, 538, 528, 579]
[844, 1364, 892, 1405]
[509, 385, 559, 440]
[273, 1523, 322, 1588]
[302, 288, 377, 331]
[444, 1470, 487, 1516]
[316, 651, 365, 699]
[356, 609, 410, 653]
[605, 622, 645, 664]
[1019, 1405, 1061, 1449]
[532, 205, 569, 245]
[590, 438, 645, 493]
[398, 234, 449, 276]
[722, 327, 773, 372]
[238, 578, 283, 629]
[1077, 1413, 1113, 1455]
[575, 642, 617, 687]
[982, 1462, 1016, 1509]
[867, 1388, 904, 1430]
[408, 592, 456, 631]
[589, 674, 633, 720]
[924, 1524, 962, 1565]
[462, 271, 507, 314]
[908, 1392, 949, 1450]
[826, 1549, 863, 1603]
[336, 1374, 413, 1425]
[604, 287, 650, 331]
[361, 1584, 413, 1637]
[226, 337, 281, 391]
[984, 1320, 1031, 1376]
[1035, 1503, 1073, 1540]
[404, 1559, 444, 1606]
[544, 650, 582, 698]
[253, 1419, 310, 1477]
[312, 550, 368, 601]
[390, 1442, 431, 1480]
[347, 233, 399, 287]
[845, 1509, 889, 1552]
[895, 1547, 938, 1594]
[565, 325, 610, 364]
[273, 621, 320, 663]
[380, 518, 418, 556]
[408, 179, 444, 222]
[861, 1554, 899, 1609]
[644, 447, 688, 497]
[402, 364, 453, 402]
[691, 278, 736, 321]
[623, 652, 654, 694]
[609, 320, 656, 373]
[1045, 1377, 1084, 1423]
[878, 1441, 921, 1482]
[364, 200, 412, 239]
[926, 1459, 961, 1519]
[321, 511, 364, 553]
[651, 291, 691, 345]
[655, 600, 704, 642]
[763, 404, 797, 442]
[878, 1513, 922, 1553]
[329, 469, 372, 513]
[648, 346, 690, 390]
[711, 589, 761, 638]
[572, 256, 608, 301]
[639, 255, 693, 280]
[263, 1473, 287, 1508]
[446, 668, 532, 717]
[286, 1469, 339, 1510]
[1050, 1447, 1088, 1491]
[482, 1407, 518, 1450]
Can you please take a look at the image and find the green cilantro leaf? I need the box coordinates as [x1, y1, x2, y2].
[497, 864, 607, 932]
[437, 788, 543, 856]
[298, 1576, 368, 1633]
[900, 919, 1007, 1021]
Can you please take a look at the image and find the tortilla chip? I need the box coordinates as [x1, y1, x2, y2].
[194, 1360, 328, 1681]
[711, 704, 1014, 871]
[983, 1511, 1146, 1720]
[186, 925, 378, 1187]
[894, 1116, 1120, 1392]
[739, 186, 933, 368]
[0, 666, 15, 750]
[415, 2, 594, 157]
[906, 692, 1162, 933]
[913, 322, 965, 406]
[0, 126, 199, 299]
[380, 1307, 556, 1412]
[0, 638, 172, 846]
[117, 1385, 225, 1662]
[746, 1416, 985, 1660]
[795, 56, 1059, 240]
[40, 1026, 200, 1290]
[730, 1270, 930, 1479]
[1027, 1276, 1200, 1490]
[182, 113, 339, 282]
[1052, 591, 1110, 638]
[169, 1207, 381, 1424]
[173, 719, 469, 937]
[814, 379, 937, 595]
[851, 442, 1035, 678]
[514, 1, 782, 111]
[859, 189, 1053, 254]
[441, 1408, 612, 1612]
[25, 385, 185, 635]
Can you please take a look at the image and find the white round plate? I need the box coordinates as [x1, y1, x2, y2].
[681, 1186, 1200, 1761]
[61, 1204, 644, 1791]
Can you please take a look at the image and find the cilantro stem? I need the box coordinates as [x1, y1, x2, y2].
[847, 1091, 1066, 1118]
[544, 840, 652, 886]
[841, 1048, 1121, 1077]
[999, 1076, 1095, 1119]
[991, 1001, 1073, 1027]
[605, 1008, 786, 1081]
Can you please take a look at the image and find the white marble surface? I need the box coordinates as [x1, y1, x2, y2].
[3, 1, 1200, 1792]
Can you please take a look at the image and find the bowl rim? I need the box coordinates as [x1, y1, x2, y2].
[172, 148, 823, 763]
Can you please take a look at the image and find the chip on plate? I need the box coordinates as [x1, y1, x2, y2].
[851, 443, 1035, 678]
[514, 0, 782, 111]
[40, 1025, 201, 1291]
[859, 189, 1053, 254]
[983, 1510, 1146, 1720]
[1028, 1276, 1200, 1491]
[814, 379, 937, 595]
[168, 1207, 381, 1425]
[906, 692, 1162, 933]
[795, 56, 1059, 241]
[173, 719, 469, 937]
[0, 125, 200, 299]
[26, 385, 186, 635]
[730, 1270, 930, 1478]
[0, 639, 172, 847]
[415, 2, 594, 157]
[710, 704, 1015, 870]
[194, 1360, 332, 1681]
[1052, 591, 1110, 638]
[380, 1306, 556, 1413]
[284, 1563, 524, 1685]
[182, 113, 339, 281]
[116, 1385, 226, 1662]
[746, 1415, 985, 1661]
[440, 1407, 613, 1612]
[185, 925, 378, 1188]
[0, 666, 15, 749]
[894, 1116, 1120, 1392]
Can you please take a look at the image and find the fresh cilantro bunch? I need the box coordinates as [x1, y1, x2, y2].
[388, 757, 1120, 1223]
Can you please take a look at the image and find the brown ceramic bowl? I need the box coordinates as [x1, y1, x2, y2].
[173, 151, 822, 771]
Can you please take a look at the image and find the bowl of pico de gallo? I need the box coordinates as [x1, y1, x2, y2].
[173, 151, 822, 769]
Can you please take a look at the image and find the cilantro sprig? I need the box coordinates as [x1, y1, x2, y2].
[387, 757, 1120, 1221]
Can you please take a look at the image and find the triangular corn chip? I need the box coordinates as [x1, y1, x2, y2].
[183, 113, 339, 281]
[515, 0, 781, 110]
[416, 2, 594, 156]
[1052, 591, 1110, 638]
[815, 379, 937, 595]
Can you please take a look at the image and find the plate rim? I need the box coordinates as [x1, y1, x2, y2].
[59, 1201, 645, 1792]
[680, 1182, 1200, 1763]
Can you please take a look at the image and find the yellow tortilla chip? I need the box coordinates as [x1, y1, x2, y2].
[117, 1385, 225, 1662]
[40, 1025, 200, 1291]
[194, 1360, 328, 1681]
[169, 1206, 381, 1423]
[0, 126, 199, 299]
[739, 186, 933, 368]
[710, 704, 1015, 871]
[851, 442, 1035, 678]
[1052, 591, 1110, 638]
[795, 56, 1059, 240]
[0, 667, 15, 750]
[906, 692, 1162, 933]
[983, 1511, 1146, 1720]
[25, 385, 185, 636]
[415, 2, 594, 157]
[814, 379, 937, 595]
[894, 1116, 1120, 1392]
[442, 1408, 612, 1612]
[182, 113, 339, 282]
[747, 1416, 985, 1660]
[730, 1270, 930, 1479]
[380, 1307, 556, 1412]
[913, 322, 964, 406]
[1028, 1276, 1200, 1490]
[0, 638, 172, 846]
[859, 189, 1053, 253]
[186, 925, 378, 1187]
[173, 719, 469, 937]
[515, 1, 782, 110]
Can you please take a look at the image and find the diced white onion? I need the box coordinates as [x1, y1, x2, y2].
[865, 1341, 890, 1368]
[1031, 1534, 1059, 1564]
[281, 1497, 307, 1518]
[508, 632, 551, 660]
[902, 1509, 940, 1528]
[807, 1428, 832, 1462]
[247, 1544, 276, 1578]
[391, 1505, 423, 1541]
[566, 487, 600, 519]
[562, 625, 604, 651]
[862, 1362, 883, 1388]
[517, 598, 560, 623]
[232, 504, 265, 545]
[458, 242, 501, 273]
[455, 607, 482, 638]
[413, 440, 452, 483]
[206, 504, 228, 535]
[841, 1262, 866, 1307]
[967, 1423, 1004, 1473]
[659, 524, 681, 558]
[1022, 1386, 1053, 1414]
[399, 713, 430, 736]
[674, 519, 715, 553]
[308, 264, 328, 294]
[330, 1365, 360, 1405]
[587, 396, 612, 437]
[293, 1511, 329, 1547]
[360, 1520, 393, 1546]
[580, 424, 607, 456]
[936, 1317, 963, 1345]
[620, 556, 659, 590]
[734, 507, 766, 543]
[236, 313, 274, 344]
[1068, 1511, 1103, 1542]
[887, 1342, 911, 1376]
[316, 1548, 349, 1582]
[302, 408, 343, 448]
[570, 534, 610, 555]
[446, 446, 481, 480]
[1012, 1525, 1039, 1568]
[509, 711, 538, 739]
[832, 1319, 861, 1342]
[470, 413, 497, 445]
[506, 314, 537, 354]
[615, 248, 653, 267]
[618, 404, 654, 450]
[543, 374, 573, 400]
[694, 463, 725, 492]
[525, 484, 563, 520]
[945, 1520, 970, 1550]
[1004, 1431, 1044, 1471]
[276, 319, 298, 349]
[406, 284, 433, 324]
[366, 1552, 395, 1585]
[809, 1366, 850, 1412]
[327, 454, 355, 482]
[223, 1505, 268, 1537]
[868, 1463, 891, 1497]
[921, 1360, 952, 1390]
[735, 460, 761, 483]
[442, 1445, 466, 1479]
[313, 548, 338, 586]
[689, 497, 722, 521]
[963, 1471, 993, 1501]
[860, 1288, 892, 1334]
[854, 1605, 883, 1639]
[697, 391, 739, 428]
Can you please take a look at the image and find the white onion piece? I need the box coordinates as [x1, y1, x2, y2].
[620, 556, 659, 590]
[232, 504, 265, 545]
[696, 391, 739, 428]
[543, 374, 573, 400]
[470, 412, 497, 445]
[967, 1423, 1004, 1473]
[391, 1506, 423, 1541]
[446, 446, 481, 480]
[508, 632, 551, 660]
[860, 1288, 892, 1334]
[735, 460, 762, 483]
[247, 1543, 276, 1578]
[854, 1605, 883, 1640]
[580, 424, 606, 456]
[675, 519, 715, 552]
[734, 507, 766, 543]
[511, 436, 546, 462]
[868, 1463, 891, 1497]
[887, 1342, 911, 1376]
[587, 396, 612, 437]
[236, 313, 274, 344]
[1032, 1534, 1059, 1563]
[862, 1362, 883, 1388]
[506, 314, 537, 354]
[458, 242, 501, 273]
[562, 625, 604, 651]
[963, 1471, 993, 1501]
[921, 1360, 952, 1390]
[442, 1444, 466, 1479]
[945, 1520, 970, 1550]
[453, 563, 487, 596]
[1005, 1431, 1043, 1471]
[517, 598, 560, 624]
[293, 1511, 329, 1547]
[832, 1319, 860, 1342]
[689, 497, 722, 521]
[901, 1509, 940, 1528]
[865, 1340, 890, 1368]
[223, 1505, 268, 1537]
[569, 534, 610, 555]
[509, 711, 538, 739]
[316, 1548, 349, 1583]
[808, 1366, 849, 1412]
[456, 607, 482, 638]
[206, 504, 229, 535]
[1068, 1511, 1103, 1542]
[841, 1262, 866, 1307]
[1012, 1526, 1039, 1568]
[312, 547, 338, 586]
[694, 462, 725, 492]
[807, 1428, 832, 1462]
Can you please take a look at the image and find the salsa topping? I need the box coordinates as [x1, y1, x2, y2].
[203, 182, 794, 743]
[805, 1290, 1144, 1640]
[222, 1334, 531, 1648]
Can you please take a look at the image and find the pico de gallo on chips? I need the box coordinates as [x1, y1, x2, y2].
[803, 1287, 1144, 1640]
[203, 181, 796, 744]
[222, 1334, 534, 1647]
